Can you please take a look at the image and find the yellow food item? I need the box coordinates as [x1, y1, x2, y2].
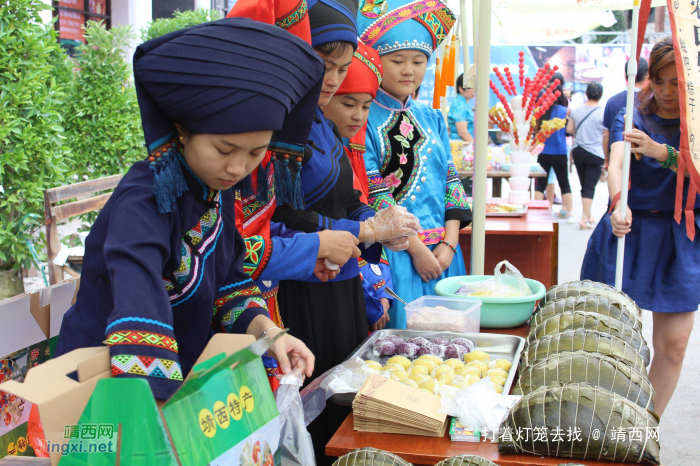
[418, 354, 443, 365]
[387, 356, 412, 370]
[443, 358, 464, 370]
[390, 370, 408, 381]
[431, 365, 455, 378]
[464, 350, 490, 364]
[436, 372, 453, 386]
[408, 374, 430, 384]
[364, 360, 382, 370]
[419, 379, 437, 394]
[484, 368, 508, 379]
[489, 375, 507, 386]
[465, 360, 488, 374]
[413, 359, 438, 372]
[488, 359, 512, 372]
[408, 364, 430, 376]
[456, 366, 482, 378]
[400, 379, 420, 389]
[492, 383, 504, 394]
[381, 363, 404, 372]
[464, 374, 481, 386]
[449, 382, 467, 390]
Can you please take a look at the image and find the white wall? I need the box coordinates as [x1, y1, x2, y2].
[111, 0, 153, 61]
[194, 0, 211, 9]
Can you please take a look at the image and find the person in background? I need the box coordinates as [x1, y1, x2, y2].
[581, 38, 697, 417]
[360, 0, 472, 329]
[322, 41, 394, 332]
[601, 58, 649, 180]
[534, 72, 573, 221]
[447, 73, 475, 144]
[568, 82, 604, 229]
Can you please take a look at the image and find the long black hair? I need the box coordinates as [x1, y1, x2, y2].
[540, 72, 569, 122]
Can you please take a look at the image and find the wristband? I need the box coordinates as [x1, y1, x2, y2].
[439, 239, 457, 254]
[658, 144, 678, 171]
[260, 326, 279, 340]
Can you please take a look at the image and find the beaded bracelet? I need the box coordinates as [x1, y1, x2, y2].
[658, 144, 678, 171]
[439, 239, 458, 254]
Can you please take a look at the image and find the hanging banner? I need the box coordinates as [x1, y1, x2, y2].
[58, 0, 86, 43]
[667, 0, 700, 238]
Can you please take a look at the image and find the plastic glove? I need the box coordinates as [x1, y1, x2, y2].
[364, 205, 422, 251]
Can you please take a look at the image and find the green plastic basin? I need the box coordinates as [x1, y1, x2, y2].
[434, 275, 546, 328]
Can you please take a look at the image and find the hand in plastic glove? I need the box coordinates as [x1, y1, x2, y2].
[364, 205, 422, 249]
[313, 258, 338, 282]
[317, 230, 361, 265]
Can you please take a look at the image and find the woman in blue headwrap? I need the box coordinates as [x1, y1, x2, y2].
[358, 0, 472, 329]
[53, 18, 327, 401]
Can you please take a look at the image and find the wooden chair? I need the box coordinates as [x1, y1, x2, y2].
[44, 175, 123, 285]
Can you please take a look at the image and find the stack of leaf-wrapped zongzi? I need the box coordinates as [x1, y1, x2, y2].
[332, 447, 412, 466]
[501, 281, 659, 464]
[434, 455, 501, 466]
[499, 383, 661, 465]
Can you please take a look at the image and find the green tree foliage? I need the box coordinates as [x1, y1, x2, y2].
[141, 8, 222, 42]
[62, 21, 144, 182]
[0, 0, 70, 270]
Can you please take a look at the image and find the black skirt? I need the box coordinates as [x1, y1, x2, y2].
[278, 276, 368, 466]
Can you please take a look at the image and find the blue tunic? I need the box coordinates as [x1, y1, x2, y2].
[55, 150, 272, 400]
[447, 94, 474, 141]
[541, 104, 568, 155]
[365, 89, 471, 328]
[359, 251, 394, 325]
[581, 108, 700, 313]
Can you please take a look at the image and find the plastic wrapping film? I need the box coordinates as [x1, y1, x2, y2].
[521, 329, 648, 374]
[331, 447, 413, 466]
[275, 374, 316, 466]
[513, 351, 655, 411]
[499, 382, 661, 465]
[527, 311, 650, 364]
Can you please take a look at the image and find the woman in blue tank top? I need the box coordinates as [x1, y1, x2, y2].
[581, 38, 698, 417]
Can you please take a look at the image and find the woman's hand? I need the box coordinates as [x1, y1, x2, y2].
[610, 202, 633, 238]
[313, 258, 338, 282]
[266, 328, 315, 379]
[317, 230, 361, 265]
[624, 129, 668, 161]
[370, 298, 391, 332]
[432, 243, 455, 272]
[409, 241, 442, 282]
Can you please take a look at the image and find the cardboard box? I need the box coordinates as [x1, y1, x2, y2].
[1, 334, 280, 466]
[0, 279, 79, 459]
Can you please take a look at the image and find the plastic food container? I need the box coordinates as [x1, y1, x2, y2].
[509, 190, 531, 204]
[435, 276, 546, 328]
[509, 163, 531, 178]
[405, 295, 481, 333]
[508, 177, 531, 191]
[509, 151, 531, 165]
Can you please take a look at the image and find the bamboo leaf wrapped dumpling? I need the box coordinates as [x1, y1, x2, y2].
[435, 455, 501, 465]
[527, 311, 650, 364]
[521, 329, 648, 373]
[499, 382, 661, 465]
[512, 351, 655, 411]
[530, 296, 642, 332]
[538, 280, 642, 319]
[332, 447, 413, 466]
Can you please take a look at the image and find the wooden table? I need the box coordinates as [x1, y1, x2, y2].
[459, 201, 558, 289]
[326, 324, 632, 466]
[457, 169, 547, 198]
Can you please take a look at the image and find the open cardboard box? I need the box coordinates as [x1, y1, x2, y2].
[0, 334, 270, 466]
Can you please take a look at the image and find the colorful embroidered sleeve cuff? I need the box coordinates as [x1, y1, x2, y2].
[367, 171, 396, 212]
[213, 280, 269, 334]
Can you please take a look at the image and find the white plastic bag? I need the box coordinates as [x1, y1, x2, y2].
[456, 260, 531, 297]
[275, 374, 316, 466]
[438, 377, 521, 433]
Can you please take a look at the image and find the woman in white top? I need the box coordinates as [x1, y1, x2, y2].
[567, 82, 604, 229]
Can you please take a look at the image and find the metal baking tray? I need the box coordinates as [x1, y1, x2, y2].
[330, 329, 526, 406]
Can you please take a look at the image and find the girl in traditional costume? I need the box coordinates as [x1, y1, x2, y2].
[359, 0, 472, 329]
[581, 38, 699, 416]
[54, 18, 324, 400]
[323, 41, 394, 331]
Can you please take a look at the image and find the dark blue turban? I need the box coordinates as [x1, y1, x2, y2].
[308, 0, 359, 49]
[133, 18, 324, 212]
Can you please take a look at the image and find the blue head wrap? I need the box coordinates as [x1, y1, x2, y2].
[357, 0, 455, 57]
[133, 17, 324, 213]
[308, 0, 359, 49]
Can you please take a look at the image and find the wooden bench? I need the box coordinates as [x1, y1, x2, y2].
[44, 175, 123, 285]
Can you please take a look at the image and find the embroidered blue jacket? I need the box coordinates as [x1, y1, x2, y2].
[272, 108, 382, 280]
[55, 156, 270, 400]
